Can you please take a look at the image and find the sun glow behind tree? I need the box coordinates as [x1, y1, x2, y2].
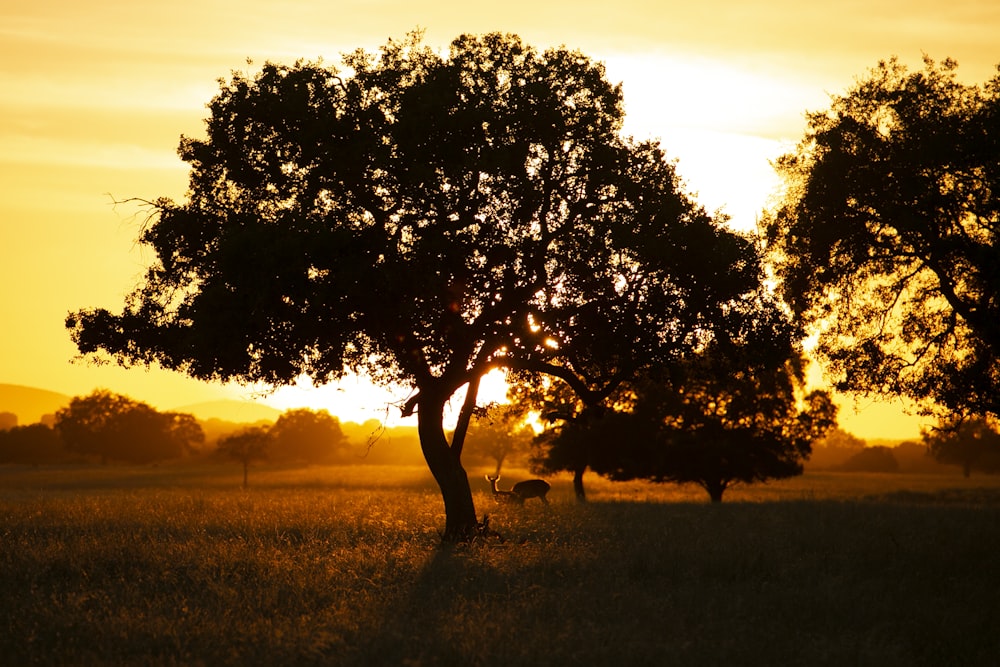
[249, 54, 798, 423]
[6, 0, 994, 441]
[67, 32, 772, 538]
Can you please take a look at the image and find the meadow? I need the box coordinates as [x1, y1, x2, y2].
[2, 464, 1000, 666]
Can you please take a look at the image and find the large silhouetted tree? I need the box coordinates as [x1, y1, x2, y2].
[765, 56, 1000, 420]
[68, 32, 762, 539]
[633, 310, 836, 502]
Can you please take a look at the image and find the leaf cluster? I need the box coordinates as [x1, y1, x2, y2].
[922, 415, 1000, 475]
[766, 56, 1000, 418]
[67, 32, 760, 416]
[530, 294, 837, 500]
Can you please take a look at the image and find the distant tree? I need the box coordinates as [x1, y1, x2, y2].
[807, 428, 867, 470]
[765, 56, 1000, 421]
[893, 440, 950, 474]
[533, 294, 837, 502]
[216, 426, 271, 487]
[632, 349, 835, 502]
[463, 402, 536, 475]
[268, 408, 347, 465]
[839, 446, 900, 473]
[0, 424, 66, 464]
[508, 373, 607, 499]
[820, 429, 867, 451]
[66, 32, 763, 539]
[0, 412, 16, 431]
[161, 411, 205, 456]
[54, 390, 204, 464]
[923, 417, 1000, 477]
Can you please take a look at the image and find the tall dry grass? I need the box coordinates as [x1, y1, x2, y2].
[2, 464, 1000, 665]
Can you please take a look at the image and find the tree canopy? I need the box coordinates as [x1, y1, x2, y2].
[217, 425, 271, 487]
[765, 56, 1000, 419]
[54, 390, 203, 464]
[628, 312, 836, 502]
[923, 416, 1000, 477]
[68, 32, 766, 538]
[531, 292, 836, 502]
[0, 424, 66, 465]
[268, 408, 347, 465]
[462, 402, 535, 475]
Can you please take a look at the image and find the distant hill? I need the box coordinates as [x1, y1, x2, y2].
[172, 400, 282, 424]
[0, 384, 71, 425]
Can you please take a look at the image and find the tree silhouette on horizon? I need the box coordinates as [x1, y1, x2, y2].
[54, 389, 203, 464]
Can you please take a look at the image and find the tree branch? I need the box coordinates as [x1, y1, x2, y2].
[449, 373, 481, 457]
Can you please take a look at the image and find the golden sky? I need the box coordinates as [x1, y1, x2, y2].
[2, 0, 998, 437]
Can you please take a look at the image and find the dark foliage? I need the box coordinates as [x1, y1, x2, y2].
[0, 424, 67, 465]
[54, 390, 203, 464]
[533, 294, 837, 501]
[268, 408, 347, 465]
[766, 56, 1000, 419]
[924, 416, 1000, 477]
[67, 32, 763, 538]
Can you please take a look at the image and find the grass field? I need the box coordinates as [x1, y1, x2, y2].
[2, 464, 1000, 666]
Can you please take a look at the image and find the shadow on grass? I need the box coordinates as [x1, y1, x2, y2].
[341, 498, 1000, 666]
[5, 467, 1000, 665]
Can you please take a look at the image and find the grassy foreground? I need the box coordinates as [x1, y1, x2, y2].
[2, 466, 1000, 666]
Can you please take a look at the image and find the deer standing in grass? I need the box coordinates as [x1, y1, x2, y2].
[486, 474, 551, 505]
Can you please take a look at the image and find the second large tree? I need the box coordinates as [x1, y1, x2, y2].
[766, 57, 1000, 420]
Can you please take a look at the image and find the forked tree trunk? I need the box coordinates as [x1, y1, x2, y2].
[417, 393, 479, 542]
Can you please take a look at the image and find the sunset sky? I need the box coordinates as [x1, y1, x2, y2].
[3, 0, 999, 437]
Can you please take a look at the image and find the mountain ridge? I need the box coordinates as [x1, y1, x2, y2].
[0, 384, 72, 425]
[0, 384, 285, 426]
[170, 399, 282, 423]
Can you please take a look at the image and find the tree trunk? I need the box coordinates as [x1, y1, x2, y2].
[417, 393, 479, 542]
[705, 480, 726, 503]
[573, 465, 588, 502]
